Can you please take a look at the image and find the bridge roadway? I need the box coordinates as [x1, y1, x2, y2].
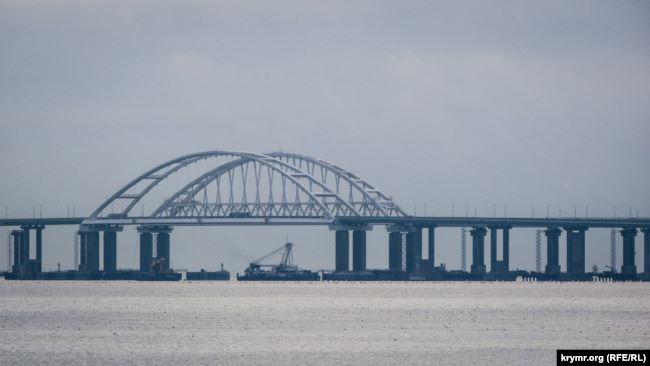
[1, 216, 649, 228]
[0, 217, 84, 226]
[336, 216, 650, 229]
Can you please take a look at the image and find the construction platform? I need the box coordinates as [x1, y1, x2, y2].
[4, 270, 181, 281]
[186, 270, 230, 281]
[236, 240, 319, 281]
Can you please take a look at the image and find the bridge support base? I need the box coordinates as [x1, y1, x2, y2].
[139, 231, 153, 273]
[401, 227, 422, 273]
[84, 231, 100, 272]
[428, 226, 435, 268]
[621, 228, 637, 274]
[156, 231, 171, 272]
[103, 231, 117, 272]
[388, 231, 402, 271]
[490, 227, 497, 272]
[405, 231, 417, 272]
[470, 227, 487, 275]
[503, 227, 510, 272]
[565, 227, 587, 274]
[415, 226, 422, 272]
[545, 227, 561, 274]
[79, 231, 86, 271]
[78, 230, 100, 272]
[406, 228, 422, 272]
[136, 226, 172, 272]
[35, 227, 43, 272]
[352, 230, 366, 272]
[20, 229, 29, 268]
[644, 228, 650, 274]
[335, 230, 349, 272]
[489, 226, 510, 274]
[11, 230, 22, 273]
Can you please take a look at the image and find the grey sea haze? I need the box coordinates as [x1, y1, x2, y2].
[1, 281, 649, 365]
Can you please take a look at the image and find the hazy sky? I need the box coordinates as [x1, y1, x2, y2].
[1, 1, 649, 273]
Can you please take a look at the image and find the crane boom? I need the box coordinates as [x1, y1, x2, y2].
[238, 239, 318, 281]
[251, 242, 294, 268]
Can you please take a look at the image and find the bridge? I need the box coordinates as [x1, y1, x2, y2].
[3, 150, 650, 280]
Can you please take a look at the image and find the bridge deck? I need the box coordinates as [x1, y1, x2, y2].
[0, 218, 84, 226]
[0, 216, 649, 228]
[337, 216, 650, 229]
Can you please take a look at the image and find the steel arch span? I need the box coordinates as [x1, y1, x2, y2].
[84, 151, 406, 226]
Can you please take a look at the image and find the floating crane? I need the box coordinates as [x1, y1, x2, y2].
[248, 241, 296, 273]
[238, 241, 319, 281]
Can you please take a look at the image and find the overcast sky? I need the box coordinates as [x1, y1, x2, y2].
[1, 1, 649, 273]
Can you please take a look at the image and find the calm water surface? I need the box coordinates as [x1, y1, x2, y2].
[1, 280, 648, 365]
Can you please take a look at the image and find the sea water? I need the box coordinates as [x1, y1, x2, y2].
[1, 280, 648, 365]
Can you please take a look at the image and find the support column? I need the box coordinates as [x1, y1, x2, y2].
[567, 231, 573, 273]
[579, 229, 586, 273]
[388, 231, 402, 271]
[490, 227, 498, 273]
[352, 230, 367, 272]
[428, 226, 435, 268]
[139, 231, 153, 272]
[79, 231, 86, 271]
[103, 231, 117, 272]
[502, 226, 510, 272]
[20, 228, 30, 265]
[11, 230, 22, 273]
[620, 228, 637, 274]
[416, 226, 423, 271]
[35, 226, 43, 272]
[565, 227, 586, 274]
[470, 227, 487, 274]
[641, 227, 650, 273]
[335, 230, 349, 272]
[156, 231, 171, 272]
[405, 226, 422, 273]
[405, 231, 417, 272]
[544, 227, 561, 274]
[84, 231, 100, 272]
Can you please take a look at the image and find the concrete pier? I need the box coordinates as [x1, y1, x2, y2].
[490, 227, 497, 272]
[14, 225, 46, 272]
[644, 228, 650, 274]
[565, 227, 587, 274]
[428, 226, 435, 267]
[103, 230, 117, 272]
[335, 230, 349, 272]
[388, 231, 402, 271]
[503, 226, 510, 272]
[352, 230, 366, 272]
[488, 226, 510, 273]
[79, 231, 86, 270]
[85, 231, 100, 272]
[139, 231, 153, 272]
[35, 226, 43, 272]
[544, 227, 561, 274]
[620, 228, 637, 274]
[405, 231, 417, 272]
[156, 231, 171, 272]
[20, 229, 29, 266]
[470, 227, 487, 274]
[415, 226, 423, 272]
[77, 230, 100, 272]
[11, 230, 22, 272]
